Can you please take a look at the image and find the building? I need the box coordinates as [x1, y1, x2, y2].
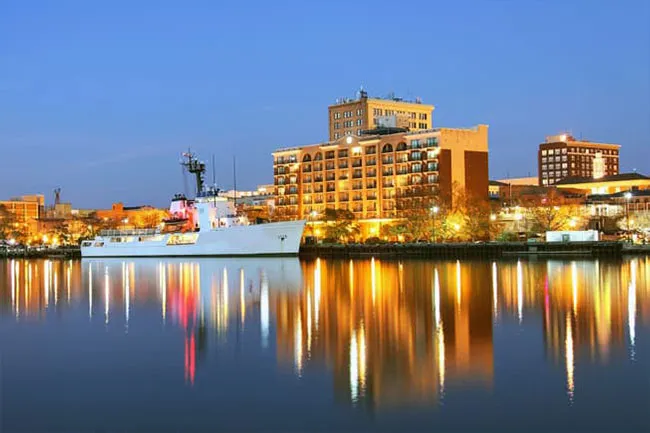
[538, 134, 620, 186]
[273, 125, 488, 220]
[95, 202, 159, 224]
[495, 176, 538, 187]
[328, 89, 434, 141]
[0, 195, 44, 235]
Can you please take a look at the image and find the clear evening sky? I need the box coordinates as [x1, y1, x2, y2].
[1, 0, 648, 208]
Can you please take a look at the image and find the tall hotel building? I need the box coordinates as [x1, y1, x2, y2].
[328, 90, 434, 140]
[273, 125, 488, 220]
[538, 134, 620, 186]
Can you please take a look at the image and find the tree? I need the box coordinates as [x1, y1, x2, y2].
[523, 190, 585, 233]
[0, 204, 29, 243]
[133, 209, 168, 229]
[321, 208, 359, 243]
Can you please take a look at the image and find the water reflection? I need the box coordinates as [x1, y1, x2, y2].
[0, 256, 649, 415]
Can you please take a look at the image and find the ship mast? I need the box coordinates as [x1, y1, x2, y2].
[181, 151, 206, 196]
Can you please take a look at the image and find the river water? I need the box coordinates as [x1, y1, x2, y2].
[0, 257, 648, 432]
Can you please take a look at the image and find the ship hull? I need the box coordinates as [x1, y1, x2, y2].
[81, 220, 306, 258]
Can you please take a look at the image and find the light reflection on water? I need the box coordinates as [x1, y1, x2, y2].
[0, 257, 649, 432]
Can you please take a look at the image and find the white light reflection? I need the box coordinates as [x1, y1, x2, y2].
[294, 312, 303, 376]
[67, 261, 72, 303]
[358, 324, 366, 397]
[44, 260, 50, 307]
[124, 263, 130, 329]
[11, 259, 16, 312]
[239, 268, 245, 325]
[434, 268, 445, 398]
[307, 291, 312, 356]
[222, 267, 229, 326]
[314, 259, 321, 330]
[350, 329, 359, 403]
[371, 257, 377, 304]
[629, 259, 637, 361]
[566, 313, 575, 404]
[260, 270, 269, 348]
[104, 267, 110, 325]
[456, 260, 461, 309]
[492, 262, 498, 320]
[517, 260, 523, 323]
[88, 264, 93, 320]
[571, 261, 578, 316]
[160, 263, 167, 323]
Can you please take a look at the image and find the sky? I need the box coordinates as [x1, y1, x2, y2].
[1, 0, 649, 208]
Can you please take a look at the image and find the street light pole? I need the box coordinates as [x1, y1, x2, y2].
[431, 206, 440, 243]
[624, 192, 632, 242]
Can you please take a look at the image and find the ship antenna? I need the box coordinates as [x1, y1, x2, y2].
[233, 155, 237, 208]
[212, 154, 217, 187]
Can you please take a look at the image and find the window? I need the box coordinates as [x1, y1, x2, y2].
[562, 170, 568, 176]
[426, 137, 438, 147]
[356, 119, 362, 126]
[548, 149, 554, 155]
[562, 155, 567, 161]
[419, 113, 428, 120]
[334, 122, 340, 129]
[562, 163, 567, 169]
[542, 150, 547, 156]
[542, 164, 547, 170]
[410, 139, 421, 149]
[562, 148, 567, 154]
[356, 109, 363, 116]
[334, 133, 340, 139]
[418, 122, 427, 128]
[542, 179, 548, 185]
[333, 112, 341, 119]
[542, 157, 547, 163]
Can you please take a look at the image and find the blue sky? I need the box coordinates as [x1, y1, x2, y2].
[1, 0, 648, 208]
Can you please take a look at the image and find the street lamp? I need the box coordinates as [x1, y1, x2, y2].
[431, 206, 440, 243]
[624, 191, 632, 241]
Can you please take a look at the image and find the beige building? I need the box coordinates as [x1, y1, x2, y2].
[538, 134, 620, 186]
[273, 125, 488, 221]
[328, 89, 434, 140]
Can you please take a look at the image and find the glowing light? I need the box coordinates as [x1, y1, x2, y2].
[10, 259, 16, 312]
[456, 260, 461, 309]
[349, 259, 354, 297]
[104, 267, 110, 325]
[453, 223, 461, 231]
[517, 260, 523, 323]
[260, 270, 269, 348]
[67, 262, 72, 303]
[434, 269, 441, 327]
[314, 259, 321, 329]
[221, 267, 229, 327]
[431, 206, 440, 214]
[358, 324, 366, 396]
[350, 330, 359, 403]
[42, 235, 49, 244]
[434, 268, 445, 398]
[490, 213, 497, 221]
[566, 314, 575, 404]
[88, 264, 93, 320]
[294, 312, 303, 377]
[571, 261, 578, 315]
[124, 262, 130, 328]
[160, 263, 167, 323]
[629, 259, 637, 360]
[239, 268, 246, 325]
[492, 262, 498, 320]
[371, 257, 377, 304]
[44, 260, 50, 307]
[307, 291, 312, 355]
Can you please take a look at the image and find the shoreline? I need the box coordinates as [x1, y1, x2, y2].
[1, 241, 648, 260]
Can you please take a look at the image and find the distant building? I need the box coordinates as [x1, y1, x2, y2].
[95, 203, 158, 223]
[495, 176, 538, 186]
[273, 125, 488, 220]
[0, 195, 44, 235]
[538, 134, 620, 186]
[328, 89, 434, 141]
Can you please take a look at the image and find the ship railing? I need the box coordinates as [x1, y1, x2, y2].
[98, 228, 160, 237]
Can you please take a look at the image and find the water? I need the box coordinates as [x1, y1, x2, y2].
[1, 257, 648, 432]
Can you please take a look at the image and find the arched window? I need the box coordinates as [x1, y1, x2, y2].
[302, 154, 312, 162]
[396, 142, 407, 151]
[314, 152, 323, 161]
[382, 143, 393, 153]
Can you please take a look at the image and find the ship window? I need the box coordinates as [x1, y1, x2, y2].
[167, 233, 198, 245]
[82, 241, 92, 247]
[94, 242, 104, 247]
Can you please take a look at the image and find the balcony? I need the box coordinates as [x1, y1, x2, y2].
[382, 183, 394, 189]
[382, 157, 394, 164]
[340, 197, 349, 202]
[326, 173, 335, 181]
[367, 194, 377, 201]
[326, 186, 336, 192]
[314, 187, 324, 193]
[302, 166, 312, 173]
[352, 173, 362, 179]
[397, 169, 408, 175]
[339, 163, 349, 169]
[314, 176, 323, 182]
[353, 196, 362, 201]
[325, 163, 335, 170]
[366, 183, 377, 189]
[352, 184, 363, 190]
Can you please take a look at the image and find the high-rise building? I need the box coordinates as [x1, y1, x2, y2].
[328, 90, 434, 141]
[538, 134, 620, 186]
[273, 125, 488, 220]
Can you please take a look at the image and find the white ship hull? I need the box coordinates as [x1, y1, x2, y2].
[81, 220, 306, 258]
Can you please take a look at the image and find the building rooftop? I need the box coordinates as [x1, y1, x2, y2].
[489, 180, 508, 186]
[555, 172, 650, 186]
